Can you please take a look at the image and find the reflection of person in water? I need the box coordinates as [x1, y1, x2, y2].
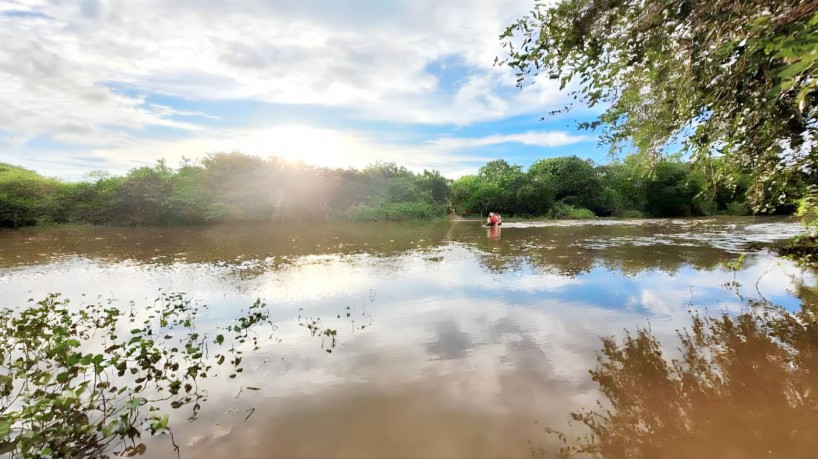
[487, 224, 501, 240]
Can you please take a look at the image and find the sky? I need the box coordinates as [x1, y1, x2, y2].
[0, 0, 607, 181]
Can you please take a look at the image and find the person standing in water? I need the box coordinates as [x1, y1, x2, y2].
[487, 212, 502, 226]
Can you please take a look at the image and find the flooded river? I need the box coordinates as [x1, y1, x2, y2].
[0, 217, 814, 457]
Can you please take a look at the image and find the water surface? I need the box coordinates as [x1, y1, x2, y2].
[0, 217, 813, 457]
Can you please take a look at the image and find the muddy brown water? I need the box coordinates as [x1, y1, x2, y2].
[0, 217, 814, 457]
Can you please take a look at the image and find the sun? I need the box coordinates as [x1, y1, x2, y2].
[234, 125, 354, 169]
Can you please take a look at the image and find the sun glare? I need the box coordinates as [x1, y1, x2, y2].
[235, 126, 354, 168]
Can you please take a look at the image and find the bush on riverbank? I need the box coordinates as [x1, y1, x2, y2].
[777, 235, 818, 265]
[0, 164, 62, 227]
[449, 154, 779, 220]
[549, 202, 596, 219]
[344, 202, 447, 221]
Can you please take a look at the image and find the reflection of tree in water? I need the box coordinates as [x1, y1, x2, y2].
[593, 244, 725, 277]
[539, 296, 818, 458]
[4, 219, 785, 280]
[451, 223, 736, 277]
[0, 221, 453, 269]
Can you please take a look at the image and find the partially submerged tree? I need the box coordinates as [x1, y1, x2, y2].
[501, 0, 818, 213]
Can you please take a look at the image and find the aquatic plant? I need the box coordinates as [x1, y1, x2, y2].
[0, 292, 272, 458]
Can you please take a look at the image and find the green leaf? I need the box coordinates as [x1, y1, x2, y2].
[214, 334, 224, 345]
[56, 372, 70, 384]
[0, 417, 11, 437]
[159, 413, 169, 429]
[796, 84, 815, 113]
[778, 60, 812, 78]
[74, 381, 89, 396]
[124, 397, 143, 411]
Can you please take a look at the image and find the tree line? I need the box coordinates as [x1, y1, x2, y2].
[0, 153, 449, 227]
[452, 154, 803, 219]
[2, 151, 805, 228]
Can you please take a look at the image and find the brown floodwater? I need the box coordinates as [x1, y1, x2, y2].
[0, 217, 815, 458]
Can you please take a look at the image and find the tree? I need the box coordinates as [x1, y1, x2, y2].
[451, 175, 481, 214]
[478, 160, 528, 213]
[115, 164, 173, 225]
[528, 156, 602, 212]
[0, 164, 61, 227]
[596, 158, 646, 215]
[198, 153, 277, 221]
[643, 160, 707, 217]
[414, 170, 450, 204]
[501, 0, 818, 212]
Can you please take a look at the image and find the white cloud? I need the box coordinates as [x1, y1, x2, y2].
[48, 123, 593, 179]
[0, 0, 568, 152]
[432, 131, 593, 149]
[0, 25, 202, 146]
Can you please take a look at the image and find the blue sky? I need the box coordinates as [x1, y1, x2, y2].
[0, 0, 608, 180]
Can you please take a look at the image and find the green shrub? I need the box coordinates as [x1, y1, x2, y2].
[0, 165, 61, 227]
[550, 202, 596, 219]
[344, 202, 447, 221]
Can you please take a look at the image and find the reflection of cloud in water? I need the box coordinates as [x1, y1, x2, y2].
[427, 320, 472, 360]
[2, 218, 816, 457]
[577, 219, 806, 254]
[146, 299, 605, 458]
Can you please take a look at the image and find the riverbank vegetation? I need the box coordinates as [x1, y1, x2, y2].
[503, 0, 818, 455]
[450, 154, 788, 218]
[0, 155, 450, 227]
[501, 0, 817, 256]
[0, 151, 783, 229]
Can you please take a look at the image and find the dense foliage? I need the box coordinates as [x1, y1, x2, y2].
[0, 155, 451, 227]
[452, 154, 760, 218]
[1, 151, 768, 227]
[501, 0, 817, 216]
